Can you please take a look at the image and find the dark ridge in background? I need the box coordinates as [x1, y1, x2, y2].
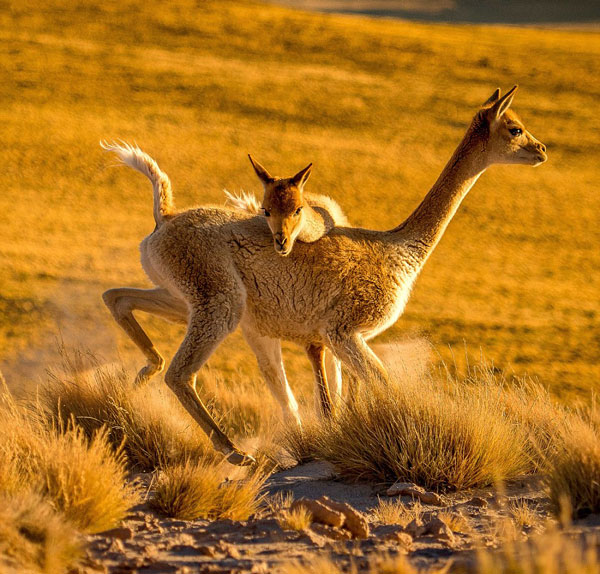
[274, 0, 600, 24]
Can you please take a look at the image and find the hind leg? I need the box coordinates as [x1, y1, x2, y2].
[165, 290, 253, 466]
[305, 344, 334, 418]
[103, 287, 189, 385]
[324, 349, 343, 408]
[326, 331, 389, 397]
[241, 322, 301, 427]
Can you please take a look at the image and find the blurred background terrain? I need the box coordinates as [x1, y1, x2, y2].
[273, 0, 600, 24]
[1, 0, 599, 401]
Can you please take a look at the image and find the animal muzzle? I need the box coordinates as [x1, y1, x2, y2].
[274, 235, 290, 256]
[529, 139, 548, 165]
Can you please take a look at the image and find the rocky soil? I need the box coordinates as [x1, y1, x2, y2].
[80, 462, 600, 574]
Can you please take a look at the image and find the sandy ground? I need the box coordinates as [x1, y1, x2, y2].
[80, 461, 600, 574]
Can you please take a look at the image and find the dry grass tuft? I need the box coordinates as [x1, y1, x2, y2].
[29, 422, 138, 533]
[370, 498, 422, 527]
[545, 416, 600, 518]
[508, 499, 542, 531]
[150, 460, 266, 521]
[0, 386, 137, 534]
[312, 368, 530, 491]
[0, 492, 81, 574]
[277, 506, 313, 532]
[42, 350, 213, 471]
[281, 417, 321, 465]
[477, 527, 600, 574]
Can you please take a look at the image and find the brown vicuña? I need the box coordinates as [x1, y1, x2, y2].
[101, 86, 547, 465]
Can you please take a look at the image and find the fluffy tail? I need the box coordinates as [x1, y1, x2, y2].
[101, 141, 174, 226]
[223, 189, 262, 214]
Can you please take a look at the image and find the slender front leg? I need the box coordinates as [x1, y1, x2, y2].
[165, 304, 253, 466]
[305, 344, 334, 418]
[102, 287, 189, 384]
[241, 322, 301, 427]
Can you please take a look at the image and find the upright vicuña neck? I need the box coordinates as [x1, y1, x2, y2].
[392, 121, 488, 264]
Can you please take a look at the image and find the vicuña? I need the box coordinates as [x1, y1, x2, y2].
[101, 86, 547, 465]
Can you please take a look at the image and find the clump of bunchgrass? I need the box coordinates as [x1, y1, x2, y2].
[545, 416, 600, 518]
[0, 386, 137, 534]
[370, 498, 422, 527]
[150, 459, 266, 521]
[477, 526, 600, 574]
[42, 349, 213, 470]
[277, 506, 313, 532]
[313, 369, 530, 491]
[0, 492, 81, 574]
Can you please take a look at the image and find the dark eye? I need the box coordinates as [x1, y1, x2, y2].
[262, 208, 270, 217]
[509, 127, 522, 137]
[294, 206, 303, 216]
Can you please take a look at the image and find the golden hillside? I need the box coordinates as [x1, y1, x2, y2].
[1, 0, 599, 398]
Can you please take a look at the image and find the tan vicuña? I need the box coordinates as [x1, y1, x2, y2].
[102, 86, 547, 465]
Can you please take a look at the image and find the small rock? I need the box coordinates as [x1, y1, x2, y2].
[290, 498, 345, 528]
[426, 517, 455, 542]
[405, 518, 426, 538]
[227, 546, 242, 559]
[319, 496, 370, 539]
[100, 526, 134, 540]
[386, 481, 444, 506]
[297, 528, 327, 547]
[311, 523, 353, 541]
[383, 530, 413, 550]
[386, 482, 421, 496]
[196, 545, 216, 557]
[418, 491, 444, 506]
[467, 496, 488, 508]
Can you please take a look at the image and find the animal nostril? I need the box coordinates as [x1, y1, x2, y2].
[541, 144, 546, 153]
[280, 237, 287, 246]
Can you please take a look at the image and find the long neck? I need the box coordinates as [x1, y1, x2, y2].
[392, 122, 488, 265]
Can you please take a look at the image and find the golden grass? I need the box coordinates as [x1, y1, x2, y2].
[0, 387, 137, 534]
[545, 416, 600, 518]
[1, 0, 598, 402]
[309, 369, 532, 490]
[277, 506, 313, 531]
[150, 460, 267, 521]
[476, 527, 600, 574]
[0, 492, 81, 574]
[41, 349, 214, 470]
[508, 500, 542, 531]
[370, 498, 422, 527]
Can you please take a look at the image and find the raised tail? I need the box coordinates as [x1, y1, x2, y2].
[223, 189, 262, 214]
[101, 141, 174, 226]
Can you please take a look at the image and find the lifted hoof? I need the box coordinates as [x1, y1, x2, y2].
[225, 449, 256, 466]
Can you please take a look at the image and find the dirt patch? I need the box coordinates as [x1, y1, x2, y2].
[81, 462, 600, 573]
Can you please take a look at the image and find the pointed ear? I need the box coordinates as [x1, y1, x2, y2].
[248, 155, 273, 185]
[482, 88, 501, 107]
[489, 85, 518, 119]
[291, 163, 312, 189]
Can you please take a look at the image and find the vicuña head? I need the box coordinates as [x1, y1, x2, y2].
[477, 85, 547, 166]
[247, 155, 312, 256]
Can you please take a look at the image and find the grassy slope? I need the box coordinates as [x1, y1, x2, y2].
[1, 0, 599, 399]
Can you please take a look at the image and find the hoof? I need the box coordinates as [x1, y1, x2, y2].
[225, 449, 256, 467]
[135, 360, 164, 386]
